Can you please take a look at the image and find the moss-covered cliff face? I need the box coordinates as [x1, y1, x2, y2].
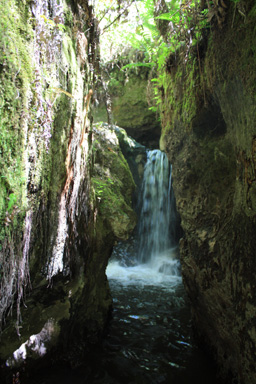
[159, 2, 256, 383]
[91, 123, 137, 242]
[0, 0, 94, 371]
[56, 123, 137, 365]
[94, 67, 161, 147]
[0, 0, 136, 380]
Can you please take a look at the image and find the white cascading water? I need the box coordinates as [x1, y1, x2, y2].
[107, 149, 181, 286]
[138, 149, 172, 263]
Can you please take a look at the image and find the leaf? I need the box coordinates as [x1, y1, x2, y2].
[57, 23, 66, 32]
[201, 9, 209, 16]
[121, 62, 155, 70]
[155, 12, 173, 21]
[40, 15, 47, 22]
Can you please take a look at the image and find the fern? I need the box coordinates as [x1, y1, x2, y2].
[95, 0, 206, 113]
[121, 62, 154, 70]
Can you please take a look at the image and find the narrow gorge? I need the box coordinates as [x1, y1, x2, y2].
[0, 0, 256, 383]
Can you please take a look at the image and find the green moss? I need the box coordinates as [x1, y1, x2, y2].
[0, 0, 88, 331]
[108, 77, 122, 93]
[96, 67, 160, 132]
[64, 6, 74, 36]
[91, 123, 136, 241]
[62, 35, 78, 75]
[158, 55, 200, 146]
[42, 95, 72, 198]
[159, 1, 256, 145]
[0, 0, 35, 247]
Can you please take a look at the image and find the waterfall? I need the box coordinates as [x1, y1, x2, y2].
[107, 149, 180, 286]
[138, 150, 173, 264]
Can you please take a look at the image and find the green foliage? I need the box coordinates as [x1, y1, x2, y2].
[95, 0, 210, 114]
[92, 177, 115, 199]
[96, 0, 211, 66]
[7, 193, 17, 212]
[96, 0, 160, 63]
[121, 62, 154, 69]
[90, 123, 136, 240]
[40, 15, 66, 32]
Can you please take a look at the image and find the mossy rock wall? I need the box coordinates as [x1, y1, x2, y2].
[0, 0, 94, 372]
[159, 2, 256, 383]
[0, 1, 136, 380]
[91, 123, 137, 240]
[94, 67, 161, 147]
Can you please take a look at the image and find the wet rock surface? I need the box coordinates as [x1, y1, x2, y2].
[159, 3, 256, 382]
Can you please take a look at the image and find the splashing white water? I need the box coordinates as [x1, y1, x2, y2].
[107, 248, 181, 287]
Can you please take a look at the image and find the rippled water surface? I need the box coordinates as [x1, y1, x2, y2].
[102, 259, 218, 384]
[28, 257, 217, 384]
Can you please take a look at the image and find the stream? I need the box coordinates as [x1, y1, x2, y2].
[87, 149, 218, 383]
[98, 149, 218, 383]
[26, 150, 218, 383]
[28, 264, 217, 384]
[102, 261, 218, 384]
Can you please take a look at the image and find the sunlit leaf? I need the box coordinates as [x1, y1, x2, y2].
[155, 12, 173, 21]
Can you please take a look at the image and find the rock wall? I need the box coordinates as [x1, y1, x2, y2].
[159, 1, 256, 383]
[91, 123, 137, 243]
[0, 1, 136, 380]
[94, 66, 161, 147]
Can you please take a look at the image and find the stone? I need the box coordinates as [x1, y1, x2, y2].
[93, 68, 161, 147]
[159, 2, 256, 382]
